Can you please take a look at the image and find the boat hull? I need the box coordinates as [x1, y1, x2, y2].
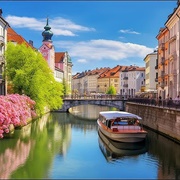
[97, 120, 147, 143]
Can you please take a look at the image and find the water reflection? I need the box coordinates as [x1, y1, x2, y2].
[0, 106, 179, 179]
[98, 130, 148, 162]
[147, 130, 180, 179]
[69, 104, 118, 120]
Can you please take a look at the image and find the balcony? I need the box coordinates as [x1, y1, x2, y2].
[160, 57, 165, 65]
[0, 36, 5, 46]
[169, 52, 177, 61]
[123, 84, 128, 88]
[123, 76, 128, 80]
[159, 43, 165, 50]
[159, 82, 165, 88]
[169, 34, 176, 43]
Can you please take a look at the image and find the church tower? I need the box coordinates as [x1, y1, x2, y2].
[39, 18, 55, 72]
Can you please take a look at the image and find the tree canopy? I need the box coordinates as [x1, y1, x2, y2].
[5, 42, 64, 115]
[106, 85, 116, 95]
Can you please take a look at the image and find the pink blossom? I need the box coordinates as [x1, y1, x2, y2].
[0, 94, 37, 138]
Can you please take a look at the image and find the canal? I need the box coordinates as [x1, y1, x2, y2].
[0, 105, 180, 179]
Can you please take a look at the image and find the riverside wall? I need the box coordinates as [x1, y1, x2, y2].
[125, 102, 180, 144]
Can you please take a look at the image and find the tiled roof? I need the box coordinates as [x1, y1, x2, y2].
[7, 27, 35, 49]
[128, 66, 145, 71]
[55, 52, 65, 63]
[87, 67, 109, 76]
[98, 65, 128, 79]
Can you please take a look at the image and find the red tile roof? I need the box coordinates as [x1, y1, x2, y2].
[55, 52, 65, 63]
[128, 66, 145, 71]
[7, 27, 35, 49]
[98, 65, 129, 79]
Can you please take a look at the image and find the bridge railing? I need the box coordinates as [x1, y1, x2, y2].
[63, 94, 128, 100]
[128, 97, 180, 109]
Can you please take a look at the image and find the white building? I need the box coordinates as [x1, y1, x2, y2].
[128, 66, 145, 97]
[120, 66, 145, 97]
[144, 51, 158, 93]
[0, 9, 9, 95]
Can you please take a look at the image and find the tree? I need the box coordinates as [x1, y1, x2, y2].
[5, 42, 64, 115]
[106, 85, 116, 95]
[62, 78, 70, 96]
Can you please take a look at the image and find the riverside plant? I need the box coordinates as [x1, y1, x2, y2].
[0, 94, 37, 138]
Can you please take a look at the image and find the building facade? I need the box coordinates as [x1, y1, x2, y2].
[144, 51, 158, 94]
[39, 19, 73, 93]
[0, 9, 9, 95]
[156, 1, 180, 99]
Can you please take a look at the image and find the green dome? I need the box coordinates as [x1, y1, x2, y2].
[42, 18, 53, 42]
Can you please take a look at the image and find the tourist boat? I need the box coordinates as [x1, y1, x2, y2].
[97, 111, 147, 143]
[98, 130, 148, 161]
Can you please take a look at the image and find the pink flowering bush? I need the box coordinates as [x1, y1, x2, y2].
[0, 94, 37, 138]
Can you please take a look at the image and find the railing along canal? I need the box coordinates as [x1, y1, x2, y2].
[64, 95, 180, 109]
[63, 94, 127, 100]
[128, 97, 180, 109]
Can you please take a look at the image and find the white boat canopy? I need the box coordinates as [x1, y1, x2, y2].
[99, 111, 142, 120]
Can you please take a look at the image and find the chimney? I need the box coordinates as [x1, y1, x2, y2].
[29, 40, 33, 47]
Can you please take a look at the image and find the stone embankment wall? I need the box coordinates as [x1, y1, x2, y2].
[126, 102, 180, 144]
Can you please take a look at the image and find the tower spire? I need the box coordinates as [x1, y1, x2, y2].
[42, 17, 53, 42]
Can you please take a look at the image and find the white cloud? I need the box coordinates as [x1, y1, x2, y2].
[77, 59, 88, 63]
[54, 39, 154, 62]
[5, 15, 95, 36]
[119, 29, 140, 35]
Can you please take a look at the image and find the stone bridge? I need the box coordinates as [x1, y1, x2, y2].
[57, 96, 127, 112]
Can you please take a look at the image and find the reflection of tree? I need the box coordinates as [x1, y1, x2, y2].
[0, 112, 72, 179]
[0, 139, 33, 179]
[10, 113, 71, 179]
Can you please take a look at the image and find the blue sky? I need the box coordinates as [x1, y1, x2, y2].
[1, 1, 178, 74]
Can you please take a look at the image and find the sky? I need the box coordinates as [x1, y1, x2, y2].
[0, 1, 178, 75]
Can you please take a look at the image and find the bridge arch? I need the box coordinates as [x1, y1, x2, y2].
[57, 99, 126, 112]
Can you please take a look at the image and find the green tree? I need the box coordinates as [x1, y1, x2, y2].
[106, 85, 116, 95]
[5, 42, 64, 115]
[62, 78, 70, 95]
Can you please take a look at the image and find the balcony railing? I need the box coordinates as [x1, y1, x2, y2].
[123, 76, 128, 80]
[160, 70, 164, 77]
[159, 43, 165, 50]
[169, 34, 176, 43]
[161, 57, 165, 65]
[159, 82, 165, 88]
[155, 65, 158, 69]
[123, 84, 128, 88]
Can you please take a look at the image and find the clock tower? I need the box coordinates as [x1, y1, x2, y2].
[39, 18, 55, 72]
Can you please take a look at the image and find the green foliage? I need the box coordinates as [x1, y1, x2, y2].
[63, 79, 71, 95]
[106, 85, 116, 95]
[5, 42, 64, 115]
[62, 78, 70, 95]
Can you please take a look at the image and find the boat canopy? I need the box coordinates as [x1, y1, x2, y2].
[99, 111, 142, 120]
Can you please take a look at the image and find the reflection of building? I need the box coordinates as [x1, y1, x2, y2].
[0, 9, 9, 95]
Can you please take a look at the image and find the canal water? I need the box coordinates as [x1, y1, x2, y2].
[0, 105, 179, 179]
